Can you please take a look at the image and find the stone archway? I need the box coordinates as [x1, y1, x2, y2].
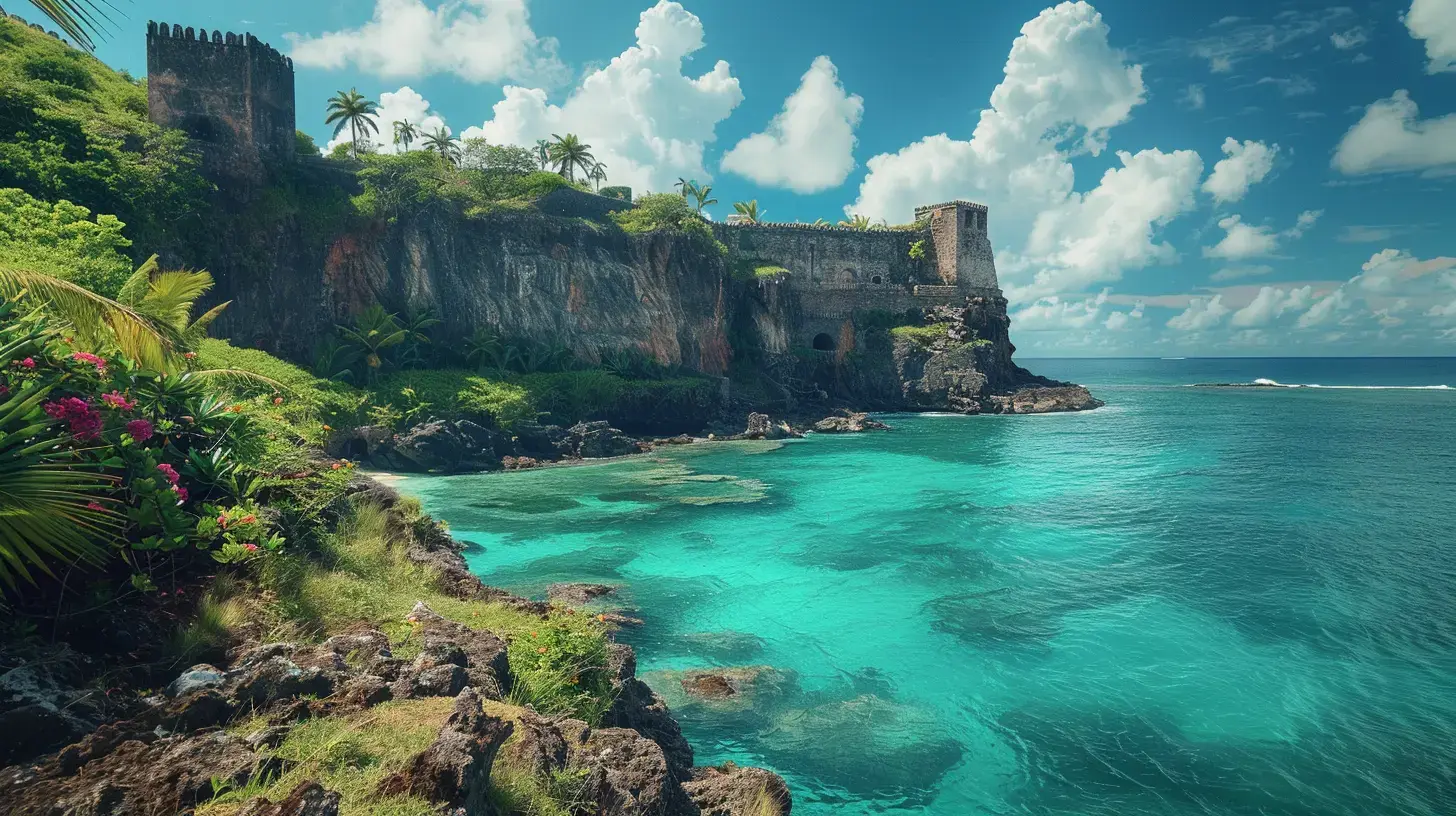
[812, 333, 836, 351]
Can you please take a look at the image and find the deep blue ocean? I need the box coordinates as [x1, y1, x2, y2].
[398, 358, 1456, 816]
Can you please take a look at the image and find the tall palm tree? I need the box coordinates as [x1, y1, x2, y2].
[392, 119, 418, 152]
[24, 0, 114, 52]
[588, 163, 608, 191]
[535, 139, 551, 171]
[691, 184, 718, 215]
[675, 178, 695, 199]
[547, 133, 596, 182]
[337, 305, 408, 384]
[421, 128, 462, 165]
[325, 89, 380, 159]
[733, 200, 765, 223]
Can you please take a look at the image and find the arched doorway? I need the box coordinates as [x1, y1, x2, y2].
[812, 333, 836, 351]
[871, 275, 883, 284]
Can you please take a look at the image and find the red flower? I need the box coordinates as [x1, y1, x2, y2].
[70, 351, 107, 374]
[243, 543, 259, 552]
[184, 352, 197, 360]
[86, 501, 106, 512]
[101, 391, 136, 411]
[155, 463, 180, 485]
[272, 396, 283, 405]
[15, 357, 35, 369]
[172, 485, 189, 504]
[43, 398, 102, 440]
[240, 514, 257, 524]
[125, 419, 154, 442]
[331, 463, 342, 470]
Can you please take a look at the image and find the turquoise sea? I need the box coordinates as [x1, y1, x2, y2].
[398, 358, 1456, 816]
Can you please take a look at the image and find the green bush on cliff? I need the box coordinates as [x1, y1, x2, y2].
[0, 16, 212, 254]
[0, 187, 133, 296]
[890, 323, 952, 347]
[612, 193, 724, 254]
[372, 369, 536, 428]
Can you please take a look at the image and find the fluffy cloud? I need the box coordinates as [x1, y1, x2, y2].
[848, 2, 1205, 301]
[1332, 91, 1456, 176]
[287, 0, 565, 85]
[324, 86, 447, 155]
[1351, 248, 1456, 292]
[1296, 289, 1349, 328]
[1104, 301, 1144, 330]
[720, 57, 863, 193]
[1405, 0, 1456, 73]
[1167, 296, 1231, 331]
[459, 1, 743, 195]
[1202, 138, 1279, 204]
[1230, 285, 1314, 327]
[1011, 290, 1109, 330]
[1203, 210, 1321, 260]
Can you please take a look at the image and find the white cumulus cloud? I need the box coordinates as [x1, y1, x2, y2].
[847, 2, 1205, 302]
[459, 1, 743, 196]
[1405, 0, 1456, 73]
[1011, 290, 1109, 330]
[1332, 91, 1456, 176]
[1230, 285, 1314, 327]
[1203, 210, 1321, 261]
[720, 56, 863, 193]
[1104, 300, 1144, 330]
[1202, 137, 1279, 204]
[287, 0, 566, 85]
[1167, 296, 1231, 331]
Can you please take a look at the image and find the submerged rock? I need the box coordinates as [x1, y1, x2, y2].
[679, 666, 794, 706]
[546, 582, 618, 607]
[985, 385, 1104, 414]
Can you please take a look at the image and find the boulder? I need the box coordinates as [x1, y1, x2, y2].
[546, 582, 617, 607]
[393, 603, 511, 700]
[509, 420, 574, 459]
[236, 780, 341, 816]
[0, 645, 105, 766]
[602, 644, 693, 778]
[811, 412, 890, 434]
[5, 730, 261, 816]
[986, 385, 1104, 414]
[566, 726, 674, 816]
[569, 421, 642, 459]
[388, 420, 508, 473]
[683, 763, 793, 816]
[164, 664, 225, 698]
[742, 413, 799, 441]
[376, 688, 512, 813]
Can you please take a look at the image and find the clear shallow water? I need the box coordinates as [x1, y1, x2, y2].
[398, 358, 1456, 816]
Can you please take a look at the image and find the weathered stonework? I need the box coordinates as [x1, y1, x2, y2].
[145, 21, 295, 181]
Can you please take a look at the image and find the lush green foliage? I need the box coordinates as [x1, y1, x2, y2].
[598, 185, 631, 201]
[0, 17, 212, 253]
[0, 187, 132, 296]
[370, 369, 534, 428]
[352, 150, 574, 221]
[890, 322, 952, 347]
[461, 139, 536, 175]
[612, 193, 722, 252]
[908, 239, 927, 260]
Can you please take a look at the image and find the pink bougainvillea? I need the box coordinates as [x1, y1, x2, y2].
[101, 391, 136, 411]
[70, 352, 107, 374]
[42, 398, 103, 440]
[125, 419, 154, 442]
[155, 462, 180, 485]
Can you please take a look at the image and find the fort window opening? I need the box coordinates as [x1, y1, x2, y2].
[871, 275, 883, 284]
[812, 333, 836, 352]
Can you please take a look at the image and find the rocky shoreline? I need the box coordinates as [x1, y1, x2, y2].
[0, 479, 792, 816]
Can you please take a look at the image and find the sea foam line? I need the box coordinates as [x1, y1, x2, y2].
[1252, 378, 1452, 390]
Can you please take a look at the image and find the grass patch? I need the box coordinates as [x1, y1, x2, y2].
[166, 575, 251, 667]
[889, 323, 951, 347]
[259, 500, 615, 724]
[200, 697, 454, 816]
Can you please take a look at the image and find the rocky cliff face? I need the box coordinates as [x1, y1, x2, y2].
[188, 196, 1095, 420]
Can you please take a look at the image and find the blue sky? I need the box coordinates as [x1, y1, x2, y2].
[15, 0, 1456, 356]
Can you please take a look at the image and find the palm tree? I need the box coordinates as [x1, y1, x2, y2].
[839, 214, 873, 230]
[733, 200, 765, 223]
[675, 178, 695, 199]
[115, 256, 230, 350]
[691, 184, 717, 215]
[588, 163, 608, 191]
[337, 305, 408, 384]
[421, 128, 462, 165]
[535, 139, 551, 171]
[24, 0, 113, 52]
[392, 119, 418, 152]
[325, 89, 380, 159]
[0, 265, 176, 370]
[547, 133, 596, 182]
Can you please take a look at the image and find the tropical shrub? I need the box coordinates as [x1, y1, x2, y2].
[0, 187, 133, 296]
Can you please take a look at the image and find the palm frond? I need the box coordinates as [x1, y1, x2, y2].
[139, 270, 215, 330]
[188, 368, 290, 394]
[0, 265, 176, 370]
[116, 254, 159, 306]
[183, 301, 230, 345]
[25, 0, 118, 52]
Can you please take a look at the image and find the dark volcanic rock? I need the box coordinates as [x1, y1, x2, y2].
[812, 412, 891, 434]
[236, 780, 342, 816]
[986, 385, 1104, 414]
[392, 602, 511, 700]
[742, 413, 799, 440]
[566, 725, 675, 816]
[388, 419, 509, 472]
[569, 421, 642, 459]
[603, 644, 694, 779]
[679, 666, 791, 705]
[0, 645, 107, 766]
[546, 582, 618, 607]
[377, 688, 512, 813]
[683, 763, 794, 816]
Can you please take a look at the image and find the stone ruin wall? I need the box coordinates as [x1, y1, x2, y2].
[145, 22, 296, 181]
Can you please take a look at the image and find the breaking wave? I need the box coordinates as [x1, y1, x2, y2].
[1252, 378, 1452, 390]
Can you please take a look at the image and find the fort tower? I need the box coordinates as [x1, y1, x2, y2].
[913, 201, 999, 291]
[145, 22, 295, 179]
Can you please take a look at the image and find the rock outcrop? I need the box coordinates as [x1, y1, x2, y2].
[377, 688, 512, 813]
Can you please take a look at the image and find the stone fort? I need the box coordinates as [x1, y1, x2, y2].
[141, 25, 1001, 355]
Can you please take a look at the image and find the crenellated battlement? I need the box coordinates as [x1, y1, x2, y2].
[146, 20, 296, 181]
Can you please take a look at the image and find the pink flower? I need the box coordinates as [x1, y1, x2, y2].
[86, 501, 106, 512]
[15, 357, 35, 369]
[172, 485, 189, 504]
[125, 419, 154, 442]
[101, 391, 136, 411]
[184, 352, 197, 360]
[243, 543, 259, 552]
[155, 463, 180, 485]
[43, 398, 103, 440]
[70, 352, 106, 374]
